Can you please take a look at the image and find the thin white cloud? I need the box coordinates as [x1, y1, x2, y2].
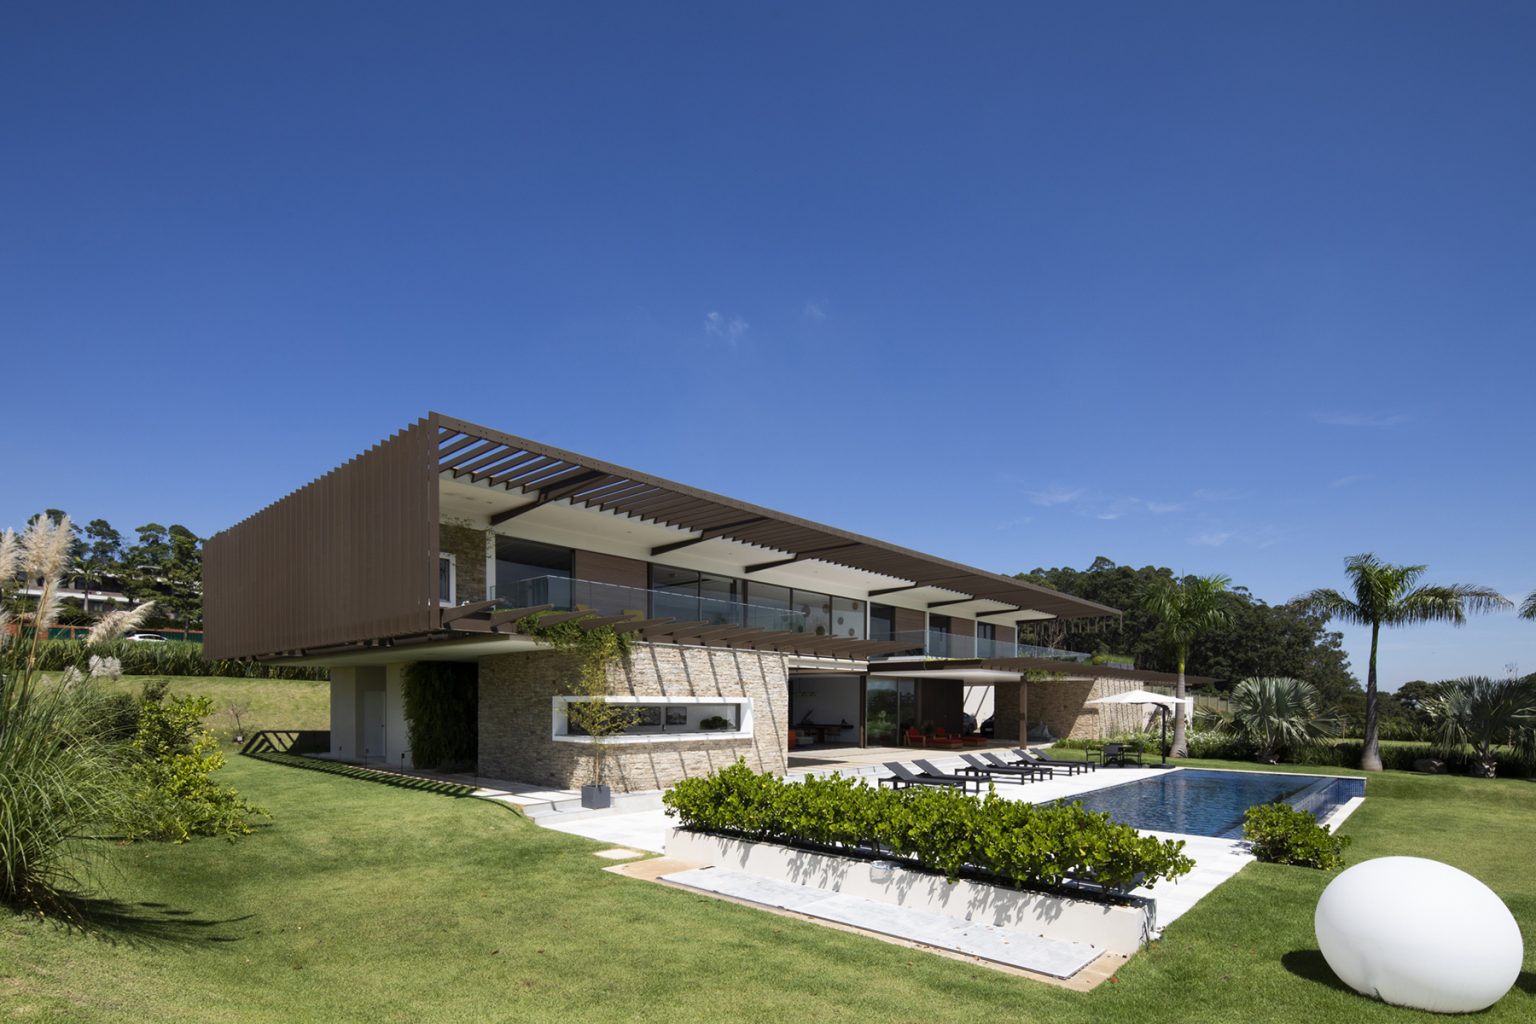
[704, 311, 749, 343]
[1330, 474, 1370, 489]
[1190, 531, 1234, 547]
[802, 300, 828, 322]
[1314, 412, 1408, 427]
[1192, 487, 1250, 501]
[1096, 512, 1124, 521]
[1027, 485, 1086, 507]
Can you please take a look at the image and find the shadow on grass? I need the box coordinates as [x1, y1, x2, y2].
[243, 751, 479, 798]
[1517, 971, 1536, 995]
[1281, 949, 1354, 994]
[34, 895, 253, 948]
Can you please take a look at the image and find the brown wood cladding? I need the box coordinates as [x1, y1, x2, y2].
[203, 418, 439, 659]
[570, 548, 648, 591]
[946, 617, 975, 638]
[996, 624, 1017, 645]
[893, 607, 926, 635]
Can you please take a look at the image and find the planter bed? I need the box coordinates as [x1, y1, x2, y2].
[665, 826, 1156, 954]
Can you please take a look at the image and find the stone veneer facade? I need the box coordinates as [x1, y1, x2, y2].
[439, 523, 488, 603]
[478, 642, 789, 792]
[993, 674, 1142, 742]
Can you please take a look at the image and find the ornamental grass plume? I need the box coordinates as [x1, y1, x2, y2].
[0, 513, 150, 914]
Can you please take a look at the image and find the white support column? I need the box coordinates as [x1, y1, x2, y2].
[330, 667, 357, 760]
[384, 663, 414, 770]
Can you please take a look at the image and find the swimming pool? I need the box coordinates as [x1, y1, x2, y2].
[1065, 769, 1364, 838]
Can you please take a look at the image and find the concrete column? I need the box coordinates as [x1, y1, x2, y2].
[384, 663, 414, 770]
[330, 668, 357, 760]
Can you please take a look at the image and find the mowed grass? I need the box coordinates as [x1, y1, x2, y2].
[2, 756, 1533, 1024]
[92, 674, 329, 739]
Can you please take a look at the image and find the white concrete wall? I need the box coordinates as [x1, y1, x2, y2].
[330, 668, 358, 760]
[384, 663, 414, 769]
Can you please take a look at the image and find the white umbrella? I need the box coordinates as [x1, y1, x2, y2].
[1085, 689, 1194, 764]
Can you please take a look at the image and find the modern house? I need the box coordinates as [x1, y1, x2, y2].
[205, 413, 1192, 791]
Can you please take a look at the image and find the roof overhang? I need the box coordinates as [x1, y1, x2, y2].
[879, 656, 1217, 687]
[430, 413, 1120, 623]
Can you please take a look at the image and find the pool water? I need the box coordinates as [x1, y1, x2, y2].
[1065, 769, 1365, 838]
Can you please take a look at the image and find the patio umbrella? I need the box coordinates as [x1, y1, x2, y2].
[1085, 689, 1195, 765]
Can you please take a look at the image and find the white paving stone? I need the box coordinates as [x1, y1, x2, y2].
[660, 866, 1103, 979]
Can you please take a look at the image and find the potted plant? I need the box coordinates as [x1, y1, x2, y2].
[699, 715, 729, 731]
[521, 612, 636, 810]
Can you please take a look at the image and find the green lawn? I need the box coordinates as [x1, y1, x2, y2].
[2, 756, 1532, 1023]
[93, 674, 329, 740]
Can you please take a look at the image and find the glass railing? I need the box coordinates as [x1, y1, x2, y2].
[492, 575, 810, 633]
[871, 630, 1091, 662]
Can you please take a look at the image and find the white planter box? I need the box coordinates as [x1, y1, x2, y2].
[664, 827, 1155, 955]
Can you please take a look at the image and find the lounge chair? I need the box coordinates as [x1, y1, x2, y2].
[1100, 743, 1144, 768]
[958, 753, 1044, 784]
[980, 751, 1056, 780]
[879, 761, 982, 794]
[1013, 746, 1096, 775]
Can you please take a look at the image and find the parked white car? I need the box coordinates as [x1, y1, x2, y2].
[125, 632, 167, 643]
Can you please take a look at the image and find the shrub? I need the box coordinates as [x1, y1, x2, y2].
[1216, 677, 1337, 763]
[127, 692, 267, 843]
[401, 662, 478, 769]
[1243, 803, 1350, 869]
[664, 760, 1194, 898]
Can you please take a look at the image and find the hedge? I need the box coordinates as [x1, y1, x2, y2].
[28, 639, 326, 680]
[400, 662, 477, 769]
[663, 760, 1194, 899]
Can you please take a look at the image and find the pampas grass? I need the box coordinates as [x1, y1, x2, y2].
[1, 514, 146, 912]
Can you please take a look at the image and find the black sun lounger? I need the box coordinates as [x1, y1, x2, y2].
[1013, 747, 1096, 775]
[957, 753, 1045, 784]
[879, 761, 982, 794]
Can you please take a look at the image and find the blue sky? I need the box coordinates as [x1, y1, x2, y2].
[3, 2, 1532, 686]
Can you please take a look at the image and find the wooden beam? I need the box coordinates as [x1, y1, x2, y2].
[927, 597, 976, 609]
[485, 603, 554, 628]
[650, 517, 768, 556]
[521, 610, 597, 628]
[490, 496, 554, 525]
[440, 599, 497, 625]
[743, 543, 861, 574]
[867, 583, 922, 597]
[611, 616, 676, 634]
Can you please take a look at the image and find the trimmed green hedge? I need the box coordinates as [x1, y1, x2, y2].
[663, 760, 1194, 898]
[29, 639, 326, 680]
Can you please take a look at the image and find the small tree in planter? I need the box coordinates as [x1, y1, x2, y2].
[521, 613, 635, 808]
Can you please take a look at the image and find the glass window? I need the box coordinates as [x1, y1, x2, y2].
[869, 604, 896, 641]
[746, 582, 793, 631]
[650, 565, 700, 621]
[792, 589, 832, 636]
[698, 573, 743, 625]
[831, 596, 865, 639]
[495, 537, 572, 607]
[439, 555, 456, 605]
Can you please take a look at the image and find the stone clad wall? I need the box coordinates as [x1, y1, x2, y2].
[439, 523, 487, 602]
[993, 674, 1142, 742]
[478, 642, 789, 792]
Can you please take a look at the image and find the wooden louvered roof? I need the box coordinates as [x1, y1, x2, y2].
[431, 412, 1119, 623]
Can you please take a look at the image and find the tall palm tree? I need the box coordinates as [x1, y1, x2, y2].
[1143, 573, 1232, 757]
[1297, 554, 1510, 771]
[1520, 592, 1536, 621]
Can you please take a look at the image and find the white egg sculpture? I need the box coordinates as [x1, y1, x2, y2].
[1314, 856, 1523, 1013]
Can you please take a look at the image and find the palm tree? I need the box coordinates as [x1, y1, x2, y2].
[1218, 676, 1337, 763]
[1422, 676, 1536, 778]
[1297, 554, 1510, 771]
[1143, 573, 1232, 757]
[1520, 592, 1536, 621]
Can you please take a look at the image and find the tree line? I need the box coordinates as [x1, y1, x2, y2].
[8, 509, 203, 632]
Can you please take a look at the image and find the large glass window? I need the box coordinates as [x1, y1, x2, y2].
[831, 596, 865, 639]
[494, 537, 572, 607]
[929, 614, 951, 657]
[865, 677, 917, 746]
[792, 589, 832, 636]
[648, 566, 744, 625]
[869, 603, 896, 642]
[977, 622, 996, 658]
[745, 582, 793, 631]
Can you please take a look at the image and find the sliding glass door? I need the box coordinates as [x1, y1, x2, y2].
[865, 677, 917, 746]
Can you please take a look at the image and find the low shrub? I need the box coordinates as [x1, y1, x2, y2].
[664, 760, 1194, 898]
[1184, 731, 1254, 760]
[128, 692, 267, 842]
[1242, 802, 1350, 869]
